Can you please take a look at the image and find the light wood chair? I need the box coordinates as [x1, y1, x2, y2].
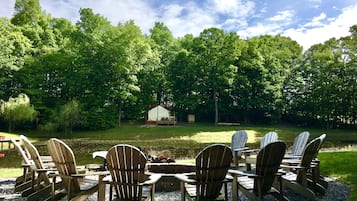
[47, 138, 108, 201]
[106, 144, 161, 200]
[11, 139, 35, 194]
[20, 135, 53, 163]
[175, 144, 233, 201]
[21, 136, 65, 201]
[231, 130, 249, 168]
[229, 141, 288, 201]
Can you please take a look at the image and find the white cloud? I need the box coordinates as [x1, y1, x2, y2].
[208, 0, 255, 18]
[283, 3, 357, 50]
[160, 2, 216, 37]
[237, 23, 282, 38]
[42, 0, 158, 34]
[304, 12, 326, 27]
[268, 10, 294, 22]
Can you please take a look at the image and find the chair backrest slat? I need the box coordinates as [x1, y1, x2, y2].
[195, 144, 232, 199]
[47, 138, 80, 194]
[291, 131, 310, 156]
[260, 132, 278, 148]
[231, 130, 248, 154]
[11, 139, 32, 166]
[255, 141, 286, 194]
[21, 136, 45, 170]
[106, 144, 147, 200]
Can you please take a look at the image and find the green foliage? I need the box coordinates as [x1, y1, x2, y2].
[57, 99, 81, 134]
[11, 0, 41, 26]
[82, 105, 116, 130]
[0, 0, 356, 129]
[0, 94, 37, 132]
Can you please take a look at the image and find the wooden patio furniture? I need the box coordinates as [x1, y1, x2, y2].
[229, 141, 288, 201]
[20, 135, 53, 163]
[281, 137, 321, 200]
[21, 136, 65, 201]
[285, 131, 310, 158]
[231, 130, 249, 168]
[175, 144, 233, 201]
[47, 138, 108, 201]
[105, 144, 161, 200]
[243, 131, 279, 170]
[11, 139, 35, 194]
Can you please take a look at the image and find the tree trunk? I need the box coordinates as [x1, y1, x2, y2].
[117, 102, 122, 126]
[214, 91, 218, 125]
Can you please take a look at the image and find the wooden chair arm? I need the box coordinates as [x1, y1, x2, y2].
[280, 164, 305, 170]
[34, 168, 57, 173]
[175, 173, 197, 184]
[228, 169, 260, 178]
[72, 170, 110, 178]
[284, 155, 302, 159]
[233, 147, 250, 152]
[241, 148, 259, 155]
[141, 173, 161, 185]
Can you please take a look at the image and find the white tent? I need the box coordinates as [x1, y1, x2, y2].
[148, 105, 170, 122]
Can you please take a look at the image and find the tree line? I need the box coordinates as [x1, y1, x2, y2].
[0, 0, 356, 132]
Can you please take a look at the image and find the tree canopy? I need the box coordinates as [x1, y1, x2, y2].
[0, 0, 356, 132]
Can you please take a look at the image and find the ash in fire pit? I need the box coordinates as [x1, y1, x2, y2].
[149, 150, 176, 163]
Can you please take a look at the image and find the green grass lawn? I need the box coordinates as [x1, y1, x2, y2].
[0, 123, 356, 200]
[319, 151, 357, 201]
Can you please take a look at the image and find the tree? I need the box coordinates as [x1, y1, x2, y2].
[190, 28, 242, 124]
[0, 18, 32, 98]
[146, 22, 179, 105]
[57, 99, 81, 134]
[234, 35, 302, 123]
[11, 0, 41, 26]
[0, 93, 37, 132]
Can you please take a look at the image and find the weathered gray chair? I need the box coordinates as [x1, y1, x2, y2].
[229, 141, 288, 201]
[244, 131, 279, 170]
[175, 144, 233, 201]
[231, 130, 248, 168]
[106, 144, 161, 201]
[285, 131, 310, 158]
[309, 134, 328, 194]
[282, 137, 321, 200]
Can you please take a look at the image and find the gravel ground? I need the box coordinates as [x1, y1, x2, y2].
[0, 176, 350, 201]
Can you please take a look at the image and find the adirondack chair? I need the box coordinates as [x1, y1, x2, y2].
[21, 136, 65, 201]
[288, 131, 310, 157]
[309, 134, 328, 193]
[105, 144, 161, 201]
[47, 138, 108, 201]
[231, 130, 249, 168]
[244, 131, 279, 170]
[11, 139, 35, 194]
[175, 144, 233, 201]
[20, 135, 53, 163]
[229, 141, 288, 201]
[281, 137, 321, 200]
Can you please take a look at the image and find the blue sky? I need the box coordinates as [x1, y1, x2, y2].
[1, 0, 357, 50]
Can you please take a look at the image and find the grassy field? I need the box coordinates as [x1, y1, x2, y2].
[0, 123, 356, 200]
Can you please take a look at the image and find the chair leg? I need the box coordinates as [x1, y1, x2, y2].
[232, 176, 238, 201]
[180, 182, 185, 201]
